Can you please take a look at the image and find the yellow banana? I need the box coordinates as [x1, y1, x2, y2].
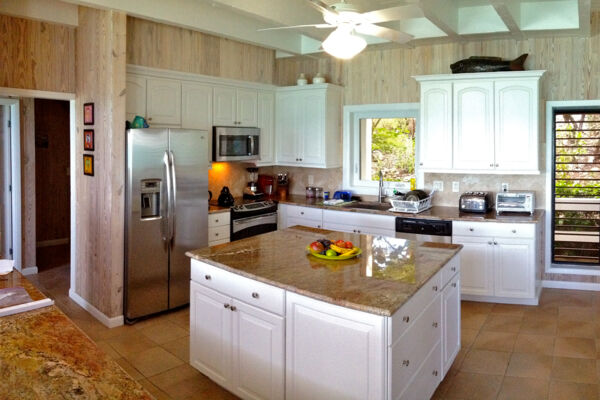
[330, 244, 352, 254]
[344, 247, 359, 256]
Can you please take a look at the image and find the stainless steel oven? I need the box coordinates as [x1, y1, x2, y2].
[213, 126, 260, 162]
[231, 201, 278, 241]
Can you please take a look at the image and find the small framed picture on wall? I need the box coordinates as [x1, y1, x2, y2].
[83, 154, 94, 176]
[83, 103, 94, 125]
[83, 129, 94, 151]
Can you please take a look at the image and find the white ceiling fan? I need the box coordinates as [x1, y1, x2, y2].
[258, 0, 418, 59]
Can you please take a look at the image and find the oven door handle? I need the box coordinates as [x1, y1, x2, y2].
[248, 135, 255, 156]
[232, 212, 277, 233]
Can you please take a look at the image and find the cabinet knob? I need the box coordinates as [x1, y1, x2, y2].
[215, 219, 219, 223]
[432, 370, 439, 377]
[230, 306, 237, 312]
[452, 282, 457, 287]
[489, 163, 493, 167]
[493, 241, 498, 245]
[215, 232, 219, 236]
[148, 117, 152, 121]
[495, 163, 499, 167]
[353, 229, 357, 233]
[402, 316, 410, 323]
[317, 225, 321, 228]
[402, 360, 410, 367]
[512, 229, 517, 233]
[432, 322, 438, 328]
[419, 162, 423, 166]
[299, 158, 303, 161]
[488, 241, 493, 245]
[451, 267, 456, 272]
[469, 228, 474, 232]
[224, 303, 230, 309]
[300, 211, 304, 215]
[205, 274, 211, 280]
[357, 230, 361, 233]
[432, 285, 438, 292]
[252, 292, 259, 299]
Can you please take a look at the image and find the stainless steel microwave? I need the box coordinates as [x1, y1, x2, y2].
[213, 126, 260, 162]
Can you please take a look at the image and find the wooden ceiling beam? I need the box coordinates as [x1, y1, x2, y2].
[417, 0, 462, 41]
[490, 0, 524, 40]
[578, 0, 592, 36]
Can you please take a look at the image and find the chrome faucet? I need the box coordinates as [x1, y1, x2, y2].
[378, 170, 384, 203]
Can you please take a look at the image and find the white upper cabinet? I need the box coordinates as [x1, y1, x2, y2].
[275, 84, 342, 169]
[415, 70, 544, 174]
[146, 77, 182, 126]
[419, 82, 453, 170]
[453, 81, 495, 170]
[126, 75, 147, 122]
[255, 91, 275, 166]
[213, 86, 258, 127]
[182, 82, 212, 130]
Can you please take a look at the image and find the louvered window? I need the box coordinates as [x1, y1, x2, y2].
[552, 111, 600, 266]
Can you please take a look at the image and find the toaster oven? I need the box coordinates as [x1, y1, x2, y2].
[496, 191, 535, 215]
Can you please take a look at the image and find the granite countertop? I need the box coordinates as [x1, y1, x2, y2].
[278, 194, 544, 223]
[0, 271, 151, 399]
[187, 226, 462, 316]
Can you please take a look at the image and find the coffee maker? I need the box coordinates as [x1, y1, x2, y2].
[243, 167, 264, 200]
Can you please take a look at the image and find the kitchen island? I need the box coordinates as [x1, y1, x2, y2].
[187, 226, 462, 400]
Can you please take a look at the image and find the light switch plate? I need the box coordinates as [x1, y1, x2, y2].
[433, 181, 444, 192]
[501, 182, 509, 192]
[452, 182, 460, 192]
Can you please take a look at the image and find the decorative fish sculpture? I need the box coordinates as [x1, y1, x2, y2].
[450, 54, 528, 73]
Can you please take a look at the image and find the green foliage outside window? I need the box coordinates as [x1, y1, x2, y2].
[370, 118, 416, 182]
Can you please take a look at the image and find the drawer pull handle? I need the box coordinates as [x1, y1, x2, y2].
[451, 267, 456, 272]
[230, 306, 237, 312]
[252, 292, 259, 299]
[433, 370, 439, 377]
[452, 282, 457, 288]
[402, 316, 410, 323]
[493, 241, 498, 245]
[224, 303, 230, 309]
[432, 285, 438, 292]
[432, 322, 438, 328]
[402, 360, 410, 367]
[469, 228, 474, 232]
[205, 274, 211, 280]
[512, 229, 516, 233]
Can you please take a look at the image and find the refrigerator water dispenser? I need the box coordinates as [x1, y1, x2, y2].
[140, 179, 161, 219]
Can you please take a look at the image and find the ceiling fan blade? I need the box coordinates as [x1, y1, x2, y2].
[360, 5, 424, 24]
[258, 24, 334, 31]
[305, 0, 339, 22]
[355, 23, 413, 43]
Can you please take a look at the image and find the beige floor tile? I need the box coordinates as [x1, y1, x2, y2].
[461, 328, 479, 349]
[150, 364, 208, 399]
[138, 378, 171, 400]
[551, 356, 597, 384]
[444, 371, 503, 400]
[185, 386, 239, 400]
[497, 376, 549, 400]
[491, 304, 530, 317]
[472, 331, 517, 352]
[524, 306, 559, 322]
[447, 347, 468, 377]
[554, 337, 596, 359]
[558, 306, 595, 322]
[481, 314, 522, 333]
[127, 347, 184, 377]
[107, 331, 158, 358]
[520, 318, 558, 336]
[513, 333, 555, 355]
[461, 301, 494, 314]
[460, 349, 511, 375]
[95, 340, 121, 360]
[461, 312, 488, 331]
[141, 321, 189, 345]
[548, 380, 600, 400]
[557, 320, 596, 339]
[167, 307, 191, 330]
[115, 357, 144, 381]
[163, 336, 190, 363]
[133, 314, 174, 330]
[505, 353, 553, 379]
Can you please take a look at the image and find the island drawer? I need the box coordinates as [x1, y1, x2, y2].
[441, 255, 460, 289]
[191, 259, 285, 316]
[452, 221, 534, 238]
[399, 340, 442, 400]
[208, 212, 230, 227]
[286, 206, 322, 221]
[389, 271, 442, 345]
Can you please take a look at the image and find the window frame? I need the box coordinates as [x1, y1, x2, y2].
[342, 103, 421, 196]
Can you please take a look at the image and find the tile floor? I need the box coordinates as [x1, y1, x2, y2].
[29, 265, 600, 400]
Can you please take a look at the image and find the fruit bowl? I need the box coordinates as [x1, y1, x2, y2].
[305, 245, 362, 260]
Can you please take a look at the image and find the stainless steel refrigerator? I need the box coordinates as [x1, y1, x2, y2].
[125, 128, 208, 322]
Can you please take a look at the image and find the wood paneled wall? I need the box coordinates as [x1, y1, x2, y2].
[126, 17, 275, 84]
[75, 7, 126, 318]
[0, 14, 75, 93]
[20, 98, 36, 270]
[34, 99, 70, 242]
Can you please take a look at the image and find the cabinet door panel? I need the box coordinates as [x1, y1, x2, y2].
[232, 300, 285, 400]
[300, 91, 325, 165]
[237, 89, 258, 127]
[182, 82, 212, 130]
[442, 275, 460, 377]
[494, 80, 538, 171]
[126, 75, 146, 122]
[419, 82, 453, 170]
[453, 82, 494, 170]
[213, 86, 237, 126]
[286, 292, 385, 400]
[494, 239, 535, 298]
[452, 235, 494, 296]
[275, 92, 299, 164]
[146, 78, 181, 126]
[190, 282, 232, 387]
[256, 91, 275, 165]
[288, 217, 322, 229]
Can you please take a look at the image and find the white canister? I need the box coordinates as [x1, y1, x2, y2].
[313, 73, 326, 84]
[297, 73, 308, 86]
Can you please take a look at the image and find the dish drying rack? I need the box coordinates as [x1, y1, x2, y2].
[388, 189, 435, 214]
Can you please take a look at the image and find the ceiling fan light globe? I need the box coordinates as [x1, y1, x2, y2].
[322, 29, 366, 59]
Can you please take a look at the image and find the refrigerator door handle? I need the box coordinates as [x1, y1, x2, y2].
[169, 150, 177, 242]
[163, 151, 172, 242]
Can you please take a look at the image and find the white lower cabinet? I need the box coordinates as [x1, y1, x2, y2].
[442, 275, 460, 376]
[322, 210, 396, 237]
[208, 213, 230, 246]
[279, 204, 323, 230]
[451, 236, 494, 296]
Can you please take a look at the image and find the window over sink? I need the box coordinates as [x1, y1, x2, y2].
[343, 103, 421, 196]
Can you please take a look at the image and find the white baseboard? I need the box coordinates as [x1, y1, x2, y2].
[21, 266, 38, 275]
[69, 289, 124, 328]
[542, 280, 600, 292]
[461, 294, 540, 306]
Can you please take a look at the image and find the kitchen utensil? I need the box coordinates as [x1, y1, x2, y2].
[218, 186, 235, 207]
[306, 186, 316, 198]
[208, 190, 212, 201]
[404, 190, 428, 202]
[333, 191, 352, 201]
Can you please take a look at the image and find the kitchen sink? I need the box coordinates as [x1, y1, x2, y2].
[341, 201, 391, 211]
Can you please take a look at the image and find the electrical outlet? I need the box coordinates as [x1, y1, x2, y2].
[501, 182, 509, 192]
[452, 181, 460, 192]
[433, 181, 444, 192]
[308, 175, 314, 185]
